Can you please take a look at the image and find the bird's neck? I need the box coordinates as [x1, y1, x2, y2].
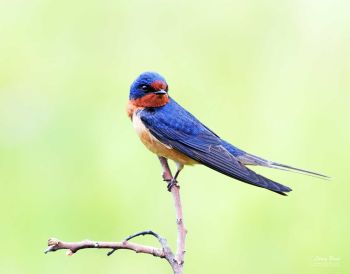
[126, 95, 170, 119]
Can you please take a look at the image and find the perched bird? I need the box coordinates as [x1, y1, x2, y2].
[127, 72, 327, 195]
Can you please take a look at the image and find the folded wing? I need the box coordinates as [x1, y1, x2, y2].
[139, 100, 292, 195]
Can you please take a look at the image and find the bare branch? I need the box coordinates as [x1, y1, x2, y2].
[158, 156, 187, 266]
[172, 185, 187, 265]
[45, 237, 165, 258]
[46, 157, 187, 274]
[107, 230, 174, 260]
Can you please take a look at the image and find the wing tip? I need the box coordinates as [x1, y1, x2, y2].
[273, 185, 292, 196]
[274, 189, 291, 196]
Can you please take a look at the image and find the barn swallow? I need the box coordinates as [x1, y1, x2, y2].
[127, 72, 328, 195]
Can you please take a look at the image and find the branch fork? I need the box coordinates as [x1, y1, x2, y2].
[45, 157, 187, 274]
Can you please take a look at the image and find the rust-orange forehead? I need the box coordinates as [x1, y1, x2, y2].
[151, 80, 167, 91]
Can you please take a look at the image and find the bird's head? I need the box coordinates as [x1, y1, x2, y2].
[129, 72, 170, 108]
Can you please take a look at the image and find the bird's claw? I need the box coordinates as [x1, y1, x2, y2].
[167, 179, 178, 192]
[162, 175, 172, 182]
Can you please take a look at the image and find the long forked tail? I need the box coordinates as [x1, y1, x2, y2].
[237, 153, 330, 180]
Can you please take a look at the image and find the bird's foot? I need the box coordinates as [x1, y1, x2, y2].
[167, 179, 178, 192]
[162, 172, 172, 182]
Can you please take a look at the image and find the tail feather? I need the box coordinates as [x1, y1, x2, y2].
[268, 162, 330, 179]
[238, 153, 329, 180]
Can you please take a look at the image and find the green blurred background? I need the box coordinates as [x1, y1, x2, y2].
[1, 0, 349, 273]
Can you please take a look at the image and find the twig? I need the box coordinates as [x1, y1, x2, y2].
[172, 185, 187, 265]
[158, 156, 187, 265]
[44, 237, 165, 257]
[107, 230, 173, 259]
[46, 157, 187, 274]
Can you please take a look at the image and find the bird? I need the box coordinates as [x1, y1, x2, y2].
[127, 71, 328, 195]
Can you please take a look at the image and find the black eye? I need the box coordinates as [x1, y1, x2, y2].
[141, 85, 148, 91]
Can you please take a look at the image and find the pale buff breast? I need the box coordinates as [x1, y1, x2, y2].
[132, 113, 197, 166]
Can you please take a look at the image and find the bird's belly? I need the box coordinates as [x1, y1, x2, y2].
[132, 114, 197, 165]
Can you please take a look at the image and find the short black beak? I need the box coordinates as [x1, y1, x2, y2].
[153, 90, 167, 95]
